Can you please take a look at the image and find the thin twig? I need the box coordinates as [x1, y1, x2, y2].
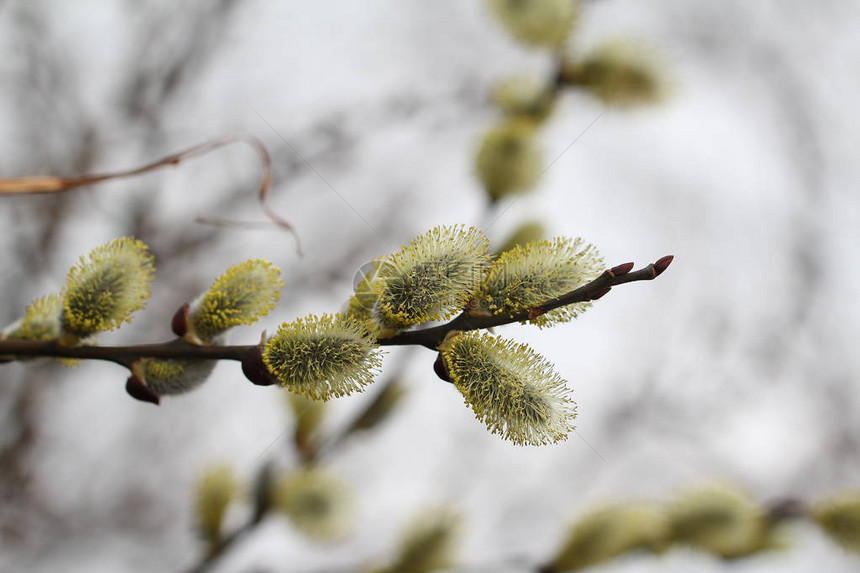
[186, 519, 259, 573]
[0, 133, 301, 254]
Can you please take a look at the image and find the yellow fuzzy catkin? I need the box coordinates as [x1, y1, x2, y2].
[476, 237, 603, 326]
[194, 464, 238, 545]
[1, 294, 62, 342]
[491, 76, 557, 122]
[564, 40, 667, 108]
[273, 467, 353, 541]
[440, 331, 575, 446]
[263, 313, 382, 400]
[667, 484, 768, 559]
[813, 492, 860, 553]
[475, 119, 543, 203]
[188, 259, 283, 343]
[552, 503, 669, 571]
[61, 237, 155, 340]
[137, 358, 218, 395]
[372, 225, 491, 331]
[384, 508, 462, 573]
[488, 0, 578, 49]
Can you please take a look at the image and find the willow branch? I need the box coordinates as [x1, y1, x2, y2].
[382, 255, 674, 348]
[0, 256, 673, 365]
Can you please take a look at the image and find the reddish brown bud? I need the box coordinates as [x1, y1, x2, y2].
[609, 262, 635, 276]
[528, 307, 547, 320]
[433, 353, 452, 382]
[653, 255, 674, 277]
[171, 302, 190, 337]
[125, 374, 160, 405]
[241, 345, 278, 386]
[592, 287, 612, 300]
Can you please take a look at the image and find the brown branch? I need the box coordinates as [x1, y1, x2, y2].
[0, 133, 301, 254]
[0, 339, 250, 367]
[0, 257, 673, 366]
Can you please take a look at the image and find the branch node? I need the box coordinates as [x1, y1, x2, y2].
[592, 287, 612, 300]
[528, 307, 547, 320]
[126, 374, 160, 405]
[433, 353, 452, 382]
[241, 345, 278, 386]
[172, 302, 191, 338]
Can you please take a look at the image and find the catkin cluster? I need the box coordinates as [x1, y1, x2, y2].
[545, 484, 860, 571]
[1, 223, 605, 447]
[322, 224, 600, 445]
[2, 237, 155, 348]
[477, 0, 668, 207]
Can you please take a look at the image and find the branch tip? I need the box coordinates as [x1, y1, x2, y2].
[653, 255, 674, 276]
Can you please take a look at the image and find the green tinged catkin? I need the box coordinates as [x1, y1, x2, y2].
[813, 492, 860, 553]
[475, 237, 603, 326]
[667, 484, 769, 559]
[372, 225, 491, 333]
[380, 508, 462, 573]
[273, 466, 353, 540]
[552, 503, 668, 571]
[440, 331, 576, 446]
[1, 294, 63, 342]
[563, 40, 668, 108]
[475, 119, 543, 203]
[61, 237, 155, 341]
[135, 358, 218, 396]
[263, 313, 382, 400]
[194, 464, 238, 545]
[488, 0, 578, 49]
[186, 259, 283, 344]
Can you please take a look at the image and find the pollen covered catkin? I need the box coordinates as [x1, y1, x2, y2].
[1, 294, 62, 342]
[440, 331, 576, 446]
[263, 313, 382, 400]
[186, 259, 283, 344]
[61, 237, 155, 341]
[476, 237, 603, 326]
[372, 225, 490, 332]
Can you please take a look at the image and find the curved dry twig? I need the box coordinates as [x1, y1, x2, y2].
[0, 133, 301, 254]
